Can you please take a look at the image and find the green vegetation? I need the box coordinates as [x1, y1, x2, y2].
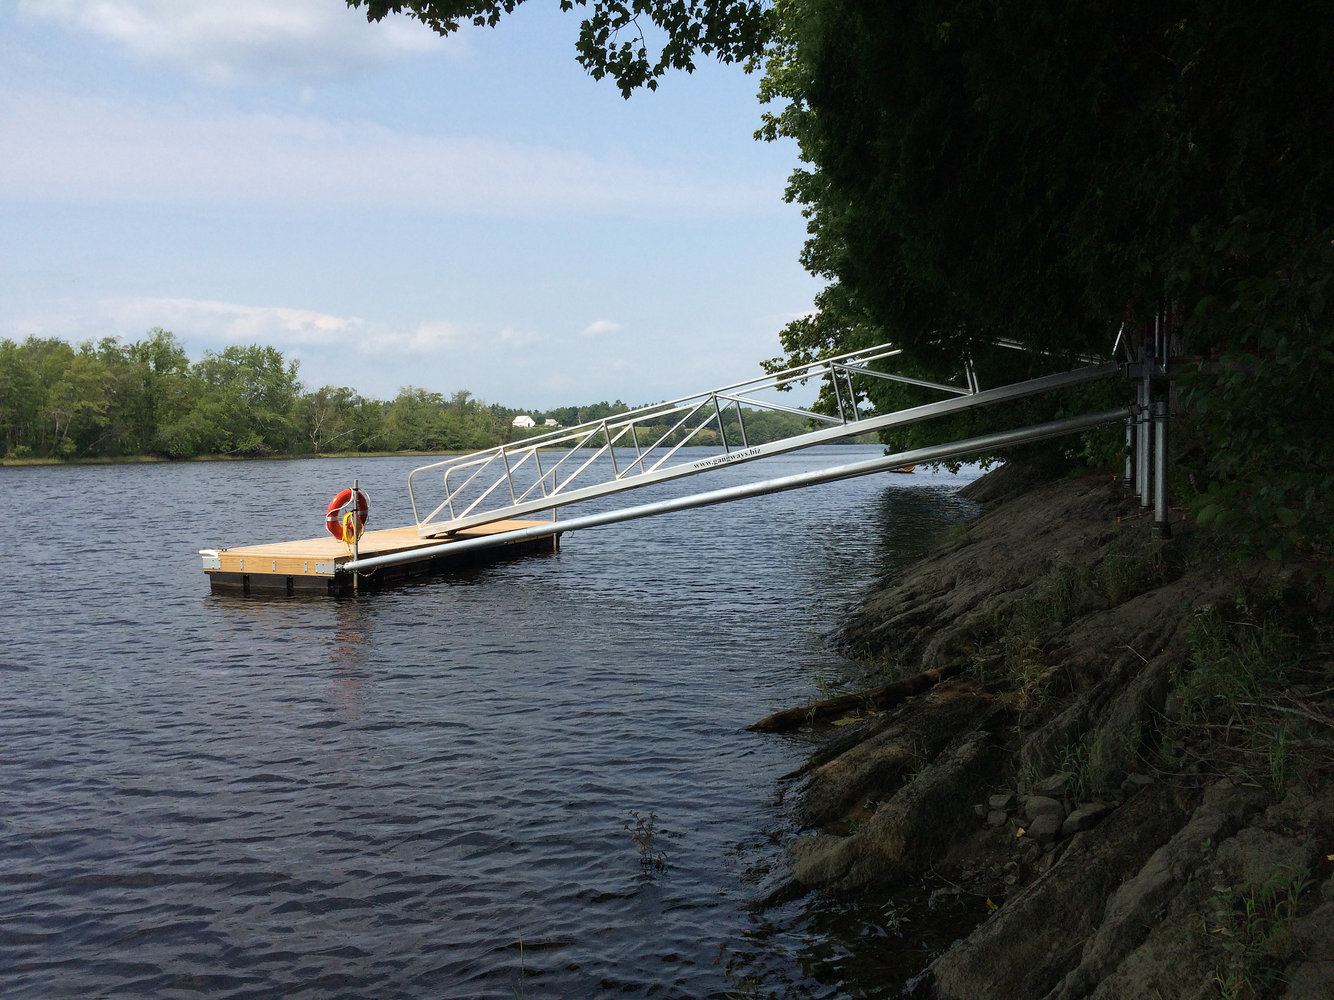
[752, 0, 1333, 566]
[1167, 587, 1321, 797]
[0, 330, 509, 460]
[349, 0, 775, 98]
[0, 331, 832, 462]
[1208, 870, 1310, 1000]
[625, 809, 667, 874]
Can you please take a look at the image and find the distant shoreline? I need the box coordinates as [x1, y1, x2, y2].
[2, 439, 886, 469]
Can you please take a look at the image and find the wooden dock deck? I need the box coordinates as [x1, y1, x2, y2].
[202, 519, 560, 595]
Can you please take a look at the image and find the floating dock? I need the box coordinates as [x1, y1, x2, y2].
[201, 519, 560, 595]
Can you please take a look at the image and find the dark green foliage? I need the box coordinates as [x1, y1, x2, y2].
[757, 0, 1334, 561]
[0, 333, 417, 460]
[382, 387, 505, 452]
[1, 329, 191, 459]
[348, 0, 775, 96]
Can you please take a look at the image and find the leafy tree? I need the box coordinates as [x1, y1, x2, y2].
[347, 0, 775, 95]
[0, 338, 44, 458]
[125, 329, 192, 455]
[383, 386, 450, 452]
[160, 345, 300, 457]
[296, 385, 384, 454]
[755, 0, 1333, 557]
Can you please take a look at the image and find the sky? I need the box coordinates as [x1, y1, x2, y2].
[0, 0, 822, 410]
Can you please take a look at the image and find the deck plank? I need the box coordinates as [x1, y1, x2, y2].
[206, 519, 558, 580]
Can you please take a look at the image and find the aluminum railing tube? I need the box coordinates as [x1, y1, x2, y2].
[1153, 398, 1171, 537]
[342, 406, 1131, 577]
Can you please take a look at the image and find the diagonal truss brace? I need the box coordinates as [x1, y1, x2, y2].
[407, 342, 1116, 537]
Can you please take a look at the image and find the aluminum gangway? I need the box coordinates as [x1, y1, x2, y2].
[404, 342, 1121, 540]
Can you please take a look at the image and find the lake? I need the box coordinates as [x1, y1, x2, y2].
[0, 447, 980, 998]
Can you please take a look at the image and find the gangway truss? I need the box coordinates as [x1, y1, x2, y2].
[407, 343, 1119, 538]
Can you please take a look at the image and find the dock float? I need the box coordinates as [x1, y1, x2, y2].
[201, 519, 560, 595]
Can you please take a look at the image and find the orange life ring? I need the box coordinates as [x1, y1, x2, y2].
[325, 488, 370, 541]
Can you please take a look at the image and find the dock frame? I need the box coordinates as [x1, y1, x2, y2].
[201, 520, 560, 595]
[201, 336, 1169, 596]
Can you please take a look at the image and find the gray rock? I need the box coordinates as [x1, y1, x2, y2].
[1018, 838, 1044, 866]
[790, 833, 856, 886]
[1120, 772, 1154, 798]
[932, 782, 1184, 1000]
[973, 802, 988, 820]
[1283, 892, 1334, 999]
[1024, 795, 1067, 823]
[1162, 690, 1183, 720]
[1044, 780, 1268, 1000]
[1033, 772, 1073, 799]
[1062, 802, 1112, 837]
[987, 809, 1009, 828]
[1028, 813, 1063, 845]
[989, 791, 1017, 812]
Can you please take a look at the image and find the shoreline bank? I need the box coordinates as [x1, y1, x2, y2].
[760, 463, 1333, 998]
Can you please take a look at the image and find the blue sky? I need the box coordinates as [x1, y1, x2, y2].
[1, 0, 820, 409]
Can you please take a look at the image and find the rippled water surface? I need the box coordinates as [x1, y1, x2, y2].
[1, 448, 980, 998]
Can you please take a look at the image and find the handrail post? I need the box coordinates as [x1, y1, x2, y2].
[1152, 397, 1171, 538]
[1122, 413, 1135, 492]
[352, 478, 360, 593]
[1137, 350, 1151, 508]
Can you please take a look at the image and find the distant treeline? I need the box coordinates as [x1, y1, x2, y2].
[0, 330, 820, 461]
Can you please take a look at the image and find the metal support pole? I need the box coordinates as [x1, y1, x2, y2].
[1152, 398, 1171, 538]
[1123, 413, 1135, 492]
[352, 478, 360, 593]
[1137, 362, 1151, 509]
[346, 407, 1131, 575]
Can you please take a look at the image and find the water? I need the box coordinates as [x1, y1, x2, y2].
[0, 447, 980, 998]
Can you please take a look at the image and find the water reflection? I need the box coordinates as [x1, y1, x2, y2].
[1, 450, 982, 999]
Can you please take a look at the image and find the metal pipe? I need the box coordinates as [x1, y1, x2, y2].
[345, 406, 1130, 574]
[845, 368, 973, 396]
[414, 362, 1121, 537]
[1137, 372, 1151, 508]
[1153, 397, 1171, 537]
[352, 478, 360, 592]
[713, 398, 730, 452]
[1123, 413, 1134, 491]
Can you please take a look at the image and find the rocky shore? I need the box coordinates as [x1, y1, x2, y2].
[758, 464, 1333, 998]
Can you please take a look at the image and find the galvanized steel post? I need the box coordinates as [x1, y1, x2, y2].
[1153, 398, 1171, 538]
[1123, 412, 1135, 492]
[1139, 345, 1155, 509]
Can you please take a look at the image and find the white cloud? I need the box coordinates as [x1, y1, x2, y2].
[105, 295, 371, 346]
[582, 319, 621, 337]
[16, 0, 451, 83]
[98, 295, 542, 358]
[0, 90, 773, 218]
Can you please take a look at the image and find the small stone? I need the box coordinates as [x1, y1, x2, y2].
[1028, 813, 1063, 845]
[987, 809, 1009, 828]
[1120, 773, 1154, 798]
[1032, 772, 1073, 799]
[973, 803, 988, 820]
[1023, 795, 1067, 824]
[988, 792, 1017, 812]
[1061, 802, 1112, 837]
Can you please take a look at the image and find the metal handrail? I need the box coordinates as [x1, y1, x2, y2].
[406, 343, 1115, 537]
[353, 404, 1131, 575]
